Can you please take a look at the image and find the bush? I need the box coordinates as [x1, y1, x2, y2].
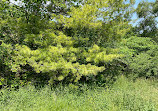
[119, 36, 158, 78]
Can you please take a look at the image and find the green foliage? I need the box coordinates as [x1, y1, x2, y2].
[0, 42, 13, 87]
[0, 77, 157, 111]
[135, 0, 158, 42]
[0, 0, 135, 86]
[119, 36, 158, 78]
[57, 0, 134, 47]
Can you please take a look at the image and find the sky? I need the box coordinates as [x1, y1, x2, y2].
[10, 0, 157, 26]
[131, 0, 156, 26]
[135, 0, 155, 5]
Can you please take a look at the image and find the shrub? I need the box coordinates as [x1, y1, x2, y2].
[119, 36, 158, 78]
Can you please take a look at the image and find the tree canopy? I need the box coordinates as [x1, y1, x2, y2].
[0, 0, 158, 87]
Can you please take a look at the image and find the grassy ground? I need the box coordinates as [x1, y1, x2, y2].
[0, 76, 158, 111]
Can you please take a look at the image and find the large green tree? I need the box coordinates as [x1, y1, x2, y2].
[134, 0, 158, 42]
[0, 0, 135, 86]
[118, 36, 158, 78]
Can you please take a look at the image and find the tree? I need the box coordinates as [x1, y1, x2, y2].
[134, 0, 158, 42]
[0, 0, 135, 86]
[119, 36, 158, 78]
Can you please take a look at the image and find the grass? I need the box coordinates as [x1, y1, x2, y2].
[0, 76, 158, 111]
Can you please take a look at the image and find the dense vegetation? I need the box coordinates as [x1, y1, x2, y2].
[0, 0, 158, 110]
[0, 76, 158, 111]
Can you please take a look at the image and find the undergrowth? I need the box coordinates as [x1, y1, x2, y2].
[0, 76, 158, 111]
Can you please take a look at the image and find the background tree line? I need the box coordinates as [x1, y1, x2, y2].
[0, 0, 158, 88]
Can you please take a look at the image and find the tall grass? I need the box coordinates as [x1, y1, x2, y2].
[0, 76, 158, 111]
